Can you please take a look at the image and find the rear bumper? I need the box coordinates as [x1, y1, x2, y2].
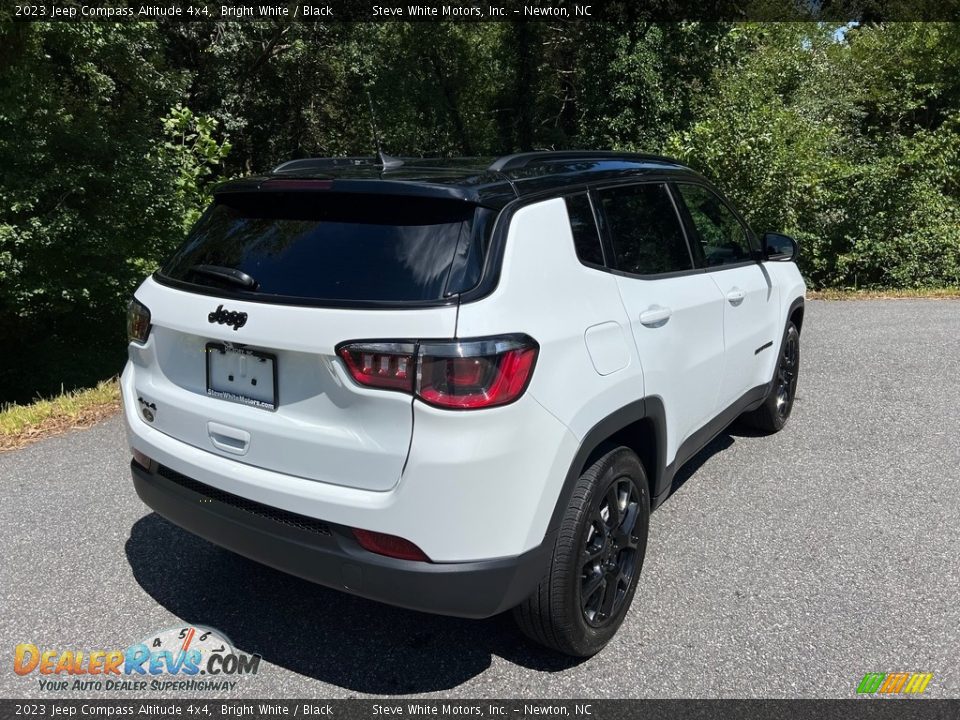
[131, 460, 552, 619]
[122, 359, 579, 562]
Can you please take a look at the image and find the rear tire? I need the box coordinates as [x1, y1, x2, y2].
[742, 320, 800, 434]
[513, 446, 649, 657]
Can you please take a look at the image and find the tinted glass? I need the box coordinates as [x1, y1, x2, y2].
[564, 193, 604, 266]
[676, 184, 753, 267]
[598, 183, 692, 275]
[161, 193, 482, 302]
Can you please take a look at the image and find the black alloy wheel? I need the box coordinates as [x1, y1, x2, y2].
[580, 476, 643, 627]
[513, 446, 650, 657]
[775, 325, 800, 422]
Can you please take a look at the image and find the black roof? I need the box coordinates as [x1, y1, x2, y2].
[214, 151, 701, 210]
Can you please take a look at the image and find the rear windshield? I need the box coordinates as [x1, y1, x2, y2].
[159, 192, 490, 303]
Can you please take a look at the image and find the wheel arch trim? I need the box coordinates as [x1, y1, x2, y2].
[787, 296, 805, 332]
[546, 396, 668, 537]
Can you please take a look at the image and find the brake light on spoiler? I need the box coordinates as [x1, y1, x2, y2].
[337, 335, 538, 410]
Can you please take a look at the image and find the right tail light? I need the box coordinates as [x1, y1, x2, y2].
[336, 335, 538, 410]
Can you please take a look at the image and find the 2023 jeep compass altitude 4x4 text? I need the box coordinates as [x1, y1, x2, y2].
[123, 151, 805, 656]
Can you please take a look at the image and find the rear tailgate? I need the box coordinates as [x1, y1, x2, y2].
[127, 190, 481, 492]
[130, 279, 457, 491]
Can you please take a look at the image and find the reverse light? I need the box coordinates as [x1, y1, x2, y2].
[336, 335, 538, 410]
[352, 528, 430, 562]
[127, 298, 152, 344]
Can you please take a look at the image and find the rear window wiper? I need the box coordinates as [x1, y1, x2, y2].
[190, 264, 259, 291]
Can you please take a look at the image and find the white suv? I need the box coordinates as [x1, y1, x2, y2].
[123, 151, 805, 656]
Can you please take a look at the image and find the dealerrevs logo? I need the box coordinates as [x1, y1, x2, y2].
[13, 626, 261, 692]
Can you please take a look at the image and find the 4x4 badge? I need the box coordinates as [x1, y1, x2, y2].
[208, 304, 248, 331]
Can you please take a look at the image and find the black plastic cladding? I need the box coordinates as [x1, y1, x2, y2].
[157, 464, 333, 536]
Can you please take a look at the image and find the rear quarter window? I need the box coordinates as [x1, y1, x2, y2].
[564, 193, 605, 267]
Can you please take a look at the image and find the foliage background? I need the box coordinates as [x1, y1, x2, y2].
[1, 19, 958, 403]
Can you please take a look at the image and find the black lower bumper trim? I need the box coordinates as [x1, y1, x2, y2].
[131, 461, 552, 619]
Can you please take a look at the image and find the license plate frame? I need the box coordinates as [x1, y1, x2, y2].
[205, 342, 278, 411]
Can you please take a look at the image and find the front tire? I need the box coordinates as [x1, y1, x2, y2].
[743, 320, 800, 433]
[513, 446, 649, 657]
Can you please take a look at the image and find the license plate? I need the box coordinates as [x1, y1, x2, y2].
[206, 343, 277, 410]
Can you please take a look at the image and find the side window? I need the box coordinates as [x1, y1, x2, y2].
[564, 193, 604, 266]
[676, 184, 754, 267]
[597, 183, 693, 276]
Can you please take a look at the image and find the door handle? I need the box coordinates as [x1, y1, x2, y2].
[726, 288, 745, 306]
[639, 305, 672, 328]
[207, 422, 250, 456]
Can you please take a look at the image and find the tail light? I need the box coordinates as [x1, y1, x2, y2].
[417, 337, 538, 409]
[337, 342, 416, 391]
[352, 528, 430, 562]
[127, 298, 151, 344]
[336, 334, 538, 410]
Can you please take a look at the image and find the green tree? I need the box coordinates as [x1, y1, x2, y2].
[0, 23, 227, 402]
[3, 19, 959, 403]
[154, 104, 232, 232]
[667, 22, 960, 288]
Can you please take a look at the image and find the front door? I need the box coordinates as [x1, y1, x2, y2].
[673, 182, 778, 408]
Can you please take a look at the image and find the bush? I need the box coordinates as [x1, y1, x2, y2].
[666, 23, 960, 289]
[0, 24, 228, 403]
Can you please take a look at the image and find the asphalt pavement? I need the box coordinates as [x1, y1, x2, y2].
[2, 299, 959, 699]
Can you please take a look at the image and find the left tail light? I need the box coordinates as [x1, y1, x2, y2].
[337, 342, 416, 391]
[127, 298, 151, 344]
[336, 334, 538, 410]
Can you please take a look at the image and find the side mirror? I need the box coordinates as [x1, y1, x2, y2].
[762, 232, 798, 262]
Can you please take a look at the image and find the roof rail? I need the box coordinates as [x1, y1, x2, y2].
[273, 152, 405, 175]
[272, 157, 378, 174]
[488, 150, 680, 173]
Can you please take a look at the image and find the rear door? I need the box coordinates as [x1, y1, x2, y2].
[130, 190, 485, 491]
[595, 182, 727, 464]
[674, 183, 778, 407]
